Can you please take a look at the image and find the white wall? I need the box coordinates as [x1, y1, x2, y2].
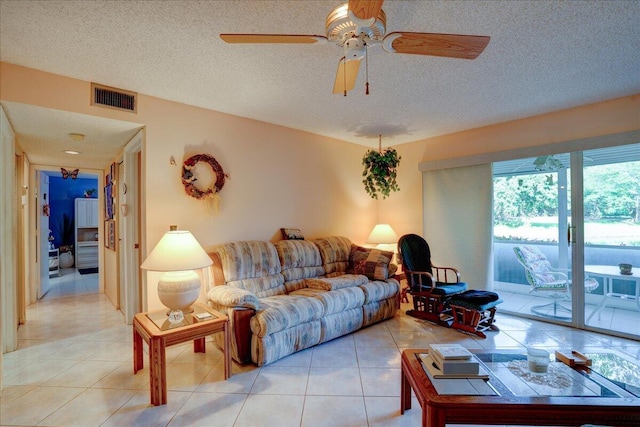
[0, 105, 17, 395]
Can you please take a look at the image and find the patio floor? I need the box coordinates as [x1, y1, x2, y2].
[497, 289, 640, 337]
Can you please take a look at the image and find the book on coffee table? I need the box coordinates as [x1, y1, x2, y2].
[431, 351, 480, 375]
[428, 343, 473, 360]
[419, 353, 489, 379]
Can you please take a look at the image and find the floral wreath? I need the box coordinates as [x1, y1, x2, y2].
[181, 154, 228, 203]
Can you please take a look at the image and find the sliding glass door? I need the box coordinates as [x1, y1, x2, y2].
[493, 143, 640, 339]
[581, 144, 640, 337]
[493, 154, 573, 323]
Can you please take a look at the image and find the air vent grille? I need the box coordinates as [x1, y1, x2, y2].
[91, 83, 137, 113]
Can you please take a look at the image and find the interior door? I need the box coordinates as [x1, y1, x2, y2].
[38, 171, 50, 298]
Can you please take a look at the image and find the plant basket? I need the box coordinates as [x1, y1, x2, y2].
[362, 137, 401, 199]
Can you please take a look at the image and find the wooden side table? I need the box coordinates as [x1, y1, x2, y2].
[133, 303, 230, 405]
[392, 273, 409, 304]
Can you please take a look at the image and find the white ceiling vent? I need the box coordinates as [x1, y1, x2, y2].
[91, 83, 137, 113]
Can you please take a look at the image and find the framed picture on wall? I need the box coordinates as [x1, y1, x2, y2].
[280, 228, 304, 240]
[104, 184, 113, 219]
[105, 219, 116, 250]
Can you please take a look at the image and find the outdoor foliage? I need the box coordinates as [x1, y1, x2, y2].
[584, 163, 640, 222]
[494, 161, 640, 246]
[494, 162, 640, 224]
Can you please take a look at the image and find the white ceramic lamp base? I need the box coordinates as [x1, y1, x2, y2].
[157, 270, 201, 315]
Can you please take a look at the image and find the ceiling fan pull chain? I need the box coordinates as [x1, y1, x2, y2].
[365, 45, 370, 95]
[342, 57, 348, 97]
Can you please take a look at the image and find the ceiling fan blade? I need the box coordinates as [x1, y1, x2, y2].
[220, 34, 327, 44]
[332, 59, 361, 95]
[385, 32, 490, 59]
[348, 0, 384, 20]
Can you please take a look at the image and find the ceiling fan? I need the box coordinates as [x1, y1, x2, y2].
[220, 0, 490, 95]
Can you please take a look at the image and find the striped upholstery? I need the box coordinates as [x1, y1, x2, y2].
[250, 295, 324, 337]
[212, 241, 285, 297]
[208, 236, 400, 366]
[313, 236, 352, 276]
[306, 274, 368, 291]
[275, 240, 325, 293]
[359, 279, 400, 304]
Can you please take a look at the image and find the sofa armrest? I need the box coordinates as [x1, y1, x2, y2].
[208, 286, 260, 310]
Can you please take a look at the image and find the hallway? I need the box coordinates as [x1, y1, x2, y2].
[42, 268, 99, 300]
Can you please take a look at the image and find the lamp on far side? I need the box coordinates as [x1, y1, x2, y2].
[367, 223, 398, 258]
[141, 226, 212, 320]
[367, 223, 398, 248]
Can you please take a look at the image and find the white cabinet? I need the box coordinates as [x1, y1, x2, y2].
[75, 198, 99, 269]
[76, 198, 98, 227]
[49, 248, 60, 277]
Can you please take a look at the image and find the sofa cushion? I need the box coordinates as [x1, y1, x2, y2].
[306, 274, 368, 291]
[359, 279, 400, 304]
[274, 240, 325, 292]
[250, 294, 325, 337]
[347, 245, 394, 280]
[313, 236, 352, 276]
[213, 241, 285, 297]
[313, 287, 366, 316]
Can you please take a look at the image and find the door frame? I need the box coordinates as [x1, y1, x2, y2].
[120, 130, 143, 323]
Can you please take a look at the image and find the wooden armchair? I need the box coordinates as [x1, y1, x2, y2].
[397, 234, 467, 326]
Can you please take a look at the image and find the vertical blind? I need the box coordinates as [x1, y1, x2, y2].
[422, 163, 494, 290]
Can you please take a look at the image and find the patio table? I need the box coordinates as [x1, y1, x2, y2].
[585, 264, 640, 322]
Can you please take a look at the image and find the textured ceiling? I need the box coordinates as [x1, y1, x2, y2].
[1, 0, 639, 165]
[3, 102, 142, 170]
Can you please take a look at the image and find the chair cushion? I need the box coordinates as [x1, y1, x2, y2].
[513, 246, 556, 284]
[450, 290, 500, 305]
[347, 245, 394, 280]
[430, 282, 468, 296]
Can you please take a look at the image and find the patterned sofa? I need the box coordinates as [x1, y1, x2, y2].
[207, 236, 400, 366]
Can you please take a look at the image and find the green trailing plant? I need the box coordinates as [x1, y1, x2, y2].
[362, 142, 401, 199]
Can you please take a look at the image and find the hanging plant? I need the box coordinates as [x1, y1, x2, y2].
[362, 136, 401, 199]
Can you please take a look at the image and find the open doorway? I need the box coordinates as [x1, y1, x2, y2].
[42, 169, 100, 300]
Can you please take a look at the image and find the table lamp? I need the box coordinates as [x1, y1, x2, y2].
[367, 223, 399, 263]
[367, 224, 398, 248]
[141, 226, 212, 320]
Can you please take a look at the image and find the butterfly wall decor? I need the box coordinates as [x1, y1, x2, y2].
[61, 168, 79, 179]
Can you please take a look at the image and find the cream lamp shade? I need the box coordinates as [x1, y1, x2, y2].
[141, 226, 212, 316]
[367, 224, 398, 245]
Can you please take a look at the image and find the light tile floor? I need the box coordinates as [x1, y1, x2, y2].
[2, 272, 640, 426]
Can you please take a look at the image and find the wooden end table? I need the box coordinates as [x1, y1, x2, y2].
[133, 303, 230, 405]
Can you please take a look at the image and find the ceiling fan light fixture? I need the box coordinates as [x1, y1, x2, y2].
[326, 3, 386, 43]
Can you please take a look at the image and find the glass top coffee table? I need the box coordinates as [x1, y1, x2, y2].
[401, 348, 640, 427]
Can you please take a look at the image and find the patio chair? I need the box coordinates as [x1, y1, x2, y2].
[513, 245, 579, 320]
